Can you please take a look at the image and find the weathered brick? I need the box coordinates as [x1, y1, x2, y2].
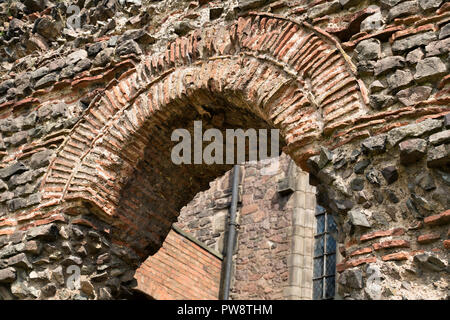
[373, 239, 410, 251]
[423, 210, 450, 226]
[417, 233, 441, 244]
[382, 251, 409, 261]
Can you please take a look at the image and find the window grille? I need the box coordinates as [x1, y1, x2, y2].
[313, 205, 337, 300]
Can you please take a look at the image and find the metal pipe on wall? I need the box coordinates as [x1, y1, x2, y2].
[222, 164, 240, 300]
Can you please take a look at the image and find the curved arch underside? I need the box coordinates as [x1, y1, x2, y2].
[40, 13, 368, 256]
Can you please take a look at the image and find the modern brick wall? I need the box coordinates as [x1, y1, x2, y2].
[134, 228, 222, 300]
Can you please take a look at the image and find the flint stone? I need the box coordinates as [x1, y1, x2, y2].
[350, 178, 365, 191]
[0, 244, 18, 259]
[349, 208, 371, 227]
[333, 199, 354, 214]
[418, 0, 442, 10]
[93, 48, 114, 67]
[23, 241, 41, 255]
[386, 190, 399, 203]
[0, 180, 8, 191]
[406, 48, 424, 64]
[7, 253, 32, 269]
[307, 0, 341, 19]
[34, 73, 57, 89]
[380, 0, 403, 7]
[80, 278, 95, 297]
[91, 271, 108, 282]
[414, 253, 446, 271]
[354, 159, 371, 174]
[374, 56, 404, 76]
[355, 190, 370, 204]
[74, 59, 92, 73]
[0, 79, 15, 94]
[173, 21, 195, 36]
[339, 268, 363, 289]
[425, 38, 450, 56]
[414, 57, 447, 82]
[30, 67, 49, 80]
[35, 17, 62, 40]
[396, 86, 432, 106]
[429, 130, 450, 145]
[357, 60, 376, 75]
[355, 39, 381, 61]
[117, 29, 156, 46]
[392, 31, 437, 53]
[116, 39, 142, 56]
[87, 42, 106, 56]
[4, 131, 28, 147]
[387, 69, 413, 91]
[0, 267, 16, 283]
[370, 80, 385, 93]
[67, 50, 88, 65]
[361, 135, 387, 155]
[30, 149, 53, 169]
[439, 23, 450, 39]
[399, 138, 427, 165]
[361, 10, 384, 32]
[415, 173, 436, 191]
[381, 166, 398, 184]
[411, 193, 433, 212]
[387, 119, 442, 147]
[48, 58, 66, 72]
[62, 255, 82, 266]
[60, 65, 75, 79]
[306, 155, 320, 174]
[366, 169, 383, 186]
[7, 170, 33, 188]
[427, 144, 450, 167]
[318, 147, 333, 169]
[388, 1, 419, 21]
[369, 94, 395, 109]
[443, 114, 450, 129]
[41, 283, 57, 297]
[26, 224, 58, 241]
[51, 266, 65, 285]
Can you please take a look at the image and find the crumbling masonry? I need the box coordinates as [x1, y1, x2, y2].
[0, 0, 448, 299]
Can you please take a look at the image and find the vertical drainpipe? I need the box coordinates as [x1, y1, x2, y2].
[222, 164, 240, 300]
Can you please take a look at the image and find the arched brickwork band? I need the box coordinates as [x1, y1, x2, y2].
[38, 13, 371, 257]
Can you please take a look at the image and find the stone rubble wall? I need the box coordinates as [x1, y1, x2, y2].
[308, 118, 449, 300]
[0, 0, 447, 300]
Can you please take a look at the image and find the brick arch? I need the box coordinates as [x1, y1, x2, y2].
[40, 13, 368, 257]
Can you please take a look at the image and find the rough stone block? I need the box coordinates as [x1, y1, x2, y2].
[399, 138, 427, 165]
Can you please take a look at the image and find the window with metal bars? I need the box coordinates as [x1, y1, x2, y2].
[313, 205, 337, 300]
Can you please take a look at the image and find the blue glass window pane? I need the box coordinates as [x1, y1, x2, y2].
[313, 279, 323, 300]
[316, 214, 325, 234]
[325, 276, 335, 299]
[314, 236, 324, 257]
[313, 257, 324, 278]
[326, 234, 336, 254]
[327, 214, 337, 232]
[325, 254, 336, 276]
[316, 205, 326, 216]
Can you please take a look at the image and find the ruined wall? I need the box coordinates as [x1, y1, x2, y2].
[0, 0, 448, 300]
[310, 119, 450, 300]
[177, 154, 295, 300]
[176, 154, 318, 300]
[134, 228, 222, 300]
